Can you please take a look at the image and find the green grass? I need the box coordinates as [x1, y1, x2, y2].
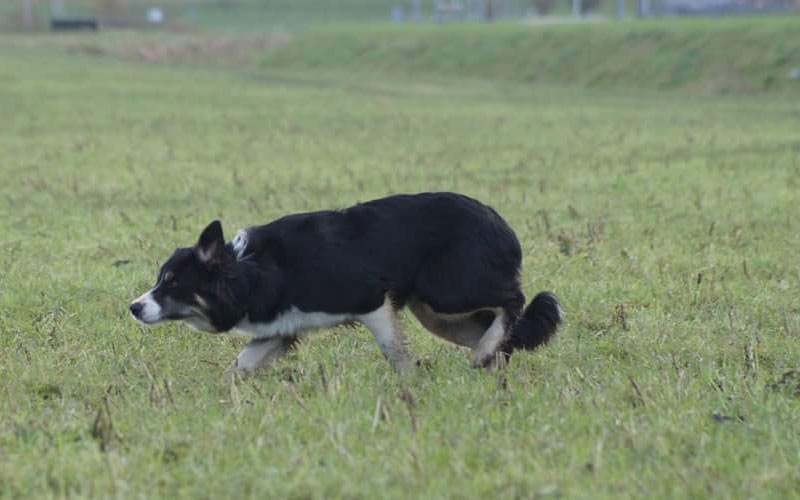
[264, 17, 800, 94]
[2, 23, 800, 498]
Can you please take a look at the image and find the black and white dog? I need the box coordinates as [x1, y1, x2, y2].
[130, 192, 561, 375]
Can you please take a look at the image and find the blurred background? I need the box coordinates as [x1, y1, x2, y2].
[4, 0, 798, 32]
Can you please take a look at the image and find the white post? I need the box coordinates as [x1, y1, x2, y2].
[23, 0, 34, 28]
[572, 0, 582, 16]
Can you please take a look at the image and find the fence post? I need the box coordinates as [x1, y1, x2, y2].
[616, 0, 625, 17]
[572, 0, 582, 16]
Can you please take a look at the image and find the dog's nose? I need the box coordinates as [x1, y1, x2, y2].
[129, 302, 143, 318]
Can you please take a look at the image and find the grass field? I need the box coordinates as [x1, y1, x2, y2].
[2, 18, 800, 498]
[263, 18, 800, 94]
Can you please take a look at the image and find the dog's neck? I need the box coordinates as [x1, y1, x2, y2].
[235, 258, 285, 328]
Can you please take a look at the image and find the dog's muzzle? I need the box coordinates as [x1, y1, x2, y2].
[129, 291, 162, 324]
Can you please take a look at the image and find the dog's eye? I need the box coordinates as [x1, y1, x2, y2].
[162, 272, 177, 286]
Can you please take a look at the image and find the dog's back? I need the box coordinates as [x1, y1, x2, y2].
[237, 192, 522, 311]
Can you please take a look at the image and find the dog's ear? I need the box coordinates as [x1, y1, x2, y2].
[195, 220, 224, 264]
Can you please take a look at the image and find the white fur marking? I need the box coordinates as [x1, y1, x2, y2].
[196, 246, 214, 263]
[359, 300, 395, 353]
[473, 308, 506, 364]
[193, 293, 209, 309]
[235, 307, 349, 339]
[232, 229, 249, 259]
[132, 290, 162, 323]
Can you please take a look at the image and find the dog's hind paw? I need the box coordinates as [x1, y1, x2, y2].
[222, 359, 252, 384]
[471, 351, 508, 371]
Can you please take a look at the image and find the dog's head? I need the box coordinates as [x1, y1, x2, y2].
[129, 221, 247, 333]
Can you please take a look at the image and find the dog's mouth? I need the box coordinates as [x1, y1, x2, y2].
[182, 314, 217, 333]
[132, 315, 158, 325]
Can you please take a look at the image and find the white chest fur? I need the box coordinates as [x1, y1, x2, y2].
[235, 307, 351, 339]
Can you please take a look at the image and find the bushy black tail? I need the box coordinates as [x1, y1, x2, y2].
[505, 292, 562, 353]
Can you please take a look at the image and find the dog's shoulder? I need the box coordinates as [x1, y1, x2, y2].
[231, 211, 343, 262]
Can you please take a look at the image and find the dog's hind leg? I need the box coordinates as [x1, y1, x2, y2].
[225, 336, 298, 379]
[360, 297, 411, 374]
[471, 309, 512, 369]
[407, 299, 491, 349]
[408, 298, 512, 368]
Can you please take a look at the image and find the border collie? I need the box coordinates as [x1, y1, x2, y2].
[130, 192, 561, 375]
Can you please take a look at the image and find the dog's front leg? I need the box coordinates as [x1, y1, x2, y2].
[360, 298, 411, 373]
[224, 337, 297, 379]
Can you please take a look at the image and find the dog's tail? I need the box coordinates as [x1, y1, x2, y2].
[504, 292, 562, 354]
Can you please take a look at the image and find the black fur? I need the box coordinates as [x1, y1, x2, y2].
[503, 292, 562, 353]
[131, 192, 561, 361]
[238, 193, 525, 318]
